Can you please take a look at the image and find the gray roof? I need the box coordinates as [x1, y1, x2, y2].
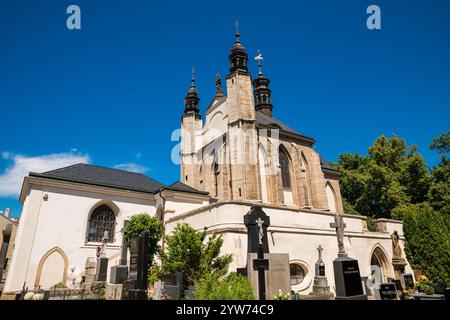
[320, 156, 340, 174]
[29, 163, 206, 195]
[256, 111, 315, 143]
[168, 181, 208, 195]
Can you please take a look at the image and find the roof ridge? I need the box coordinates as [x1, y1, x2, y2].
[43, 163, 85, 175]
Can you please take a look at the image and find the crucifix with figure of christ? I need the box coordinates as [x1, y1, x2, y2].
[252, 217, 269, 300]
[330, 213, 347, 258]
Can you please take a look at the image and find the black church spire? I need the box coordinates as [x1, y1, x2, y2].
[227, 21, 249, 76]
[184, 67, 200, 115]
[253, 50, 273, 117]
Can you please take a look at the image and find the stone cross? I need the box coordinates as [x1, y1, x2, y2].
[330, 213, 347, 258]
[317, 245, 323, 261]
[256, 218, 264, 246]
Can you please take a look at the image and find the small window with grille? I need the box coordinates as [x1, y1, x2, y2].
[87, 204, 116, 243]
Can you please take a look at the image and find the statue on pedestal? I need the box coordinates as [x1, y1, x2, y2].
[391, 231, 407, 278]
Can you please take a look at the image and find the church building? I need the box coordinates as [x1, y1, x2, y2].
[3, 28, 413, 297]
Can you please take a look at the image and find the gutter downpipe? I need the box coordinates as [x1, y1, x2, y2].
[158, 188, 167, 252]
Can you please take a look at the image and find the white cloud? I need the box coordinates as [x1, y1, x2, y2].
[114, 163, 149, 174]
[0, 152, 90, 198]
[131, 151, 142, 159]
[1, 152, 11, 160]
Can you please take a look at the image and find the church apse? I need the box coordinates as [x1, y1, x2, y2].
[179, 24, 344, 213]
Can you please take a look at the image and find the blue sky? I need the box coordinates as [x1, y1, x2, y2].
[1, 0, 449, 218]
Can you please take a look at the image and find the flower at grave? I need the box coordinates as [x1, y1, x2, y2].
[273, 289, 290, 300]
[24, 292, 35, 300]
[32, 293, 45, 300]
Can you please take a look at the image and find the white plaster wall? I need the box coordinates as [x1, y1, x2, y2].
[165, 202, 413, 295]
[5, 185, 158, 291]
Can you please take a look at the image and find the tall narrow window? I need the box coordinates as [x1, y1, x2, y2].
[325, 183, 337, 213]
[213, 162, 219, 197]
[88, 204, 116, 243]
[279, 149, 291, 189]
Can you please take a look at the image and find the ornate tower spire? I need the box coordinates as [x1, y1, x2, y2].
[228, 20, 249, 76]
[253, 50, 273, 117]
[235, 20, 241, 45]
[184, 66, 200, 115]
[215, 73, 224, 97]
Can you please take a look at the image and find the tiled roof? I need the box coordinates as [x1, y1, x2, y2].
[29, 163, 206, 195]
[255, 111, 315, 142]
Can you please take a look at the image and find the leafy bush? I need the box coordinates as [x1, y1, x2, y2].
[124, 213, 164, 264]
[160, 223, 232, 287]
[415, 276, 435, 295]
[52, 282, 67, 289]
[194, 273, 254, 300]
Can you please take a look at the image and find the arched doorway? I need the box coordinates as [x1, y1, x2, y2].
[370, 245, 391, 283]
[34, 247, 68, 289]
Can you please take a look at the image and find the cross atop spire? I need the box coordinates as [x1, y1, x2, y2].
[235, 20, 240, 45]
[255, 49, 264, 75]
[190, 66, 196, 91]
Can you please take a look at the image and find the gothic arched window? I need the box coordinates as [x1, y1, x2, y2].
[279, 148, 291, 189]
[213, 162, 219, 197]
[87, 204, 116, 243]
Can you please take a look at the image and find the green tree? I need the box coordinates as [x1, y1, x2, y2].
[429, 131, 450, 215]
[124, 213, 164, 264]
[337, 132, 450, 289]
[194, 273, 255, 300]
[160, 223, 232, 287]
[430, 131, 450, 155]
[392, 203, 450, 287]
[336, 135, 430, 218]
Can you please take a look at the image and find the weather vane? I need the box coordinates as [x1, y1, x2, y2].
[255, 49, 263, 75]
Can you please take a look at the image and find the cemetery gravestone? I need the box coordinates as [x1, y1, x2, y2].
[83, 258, 96, 286]
[330, 213, 366, 300]
[122, 231, 149, 300]
[378, 283, 397, 300]
[244, 207, 290, 300]
[246, 253, 290, 301]
[401, 273, 415, 290]
[311, 245, 330, 296]
[333, 258, 366, 299]
[94, 231, 109, 282]
[110, 220, 129, 284]
[161, 272, 183, 300]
